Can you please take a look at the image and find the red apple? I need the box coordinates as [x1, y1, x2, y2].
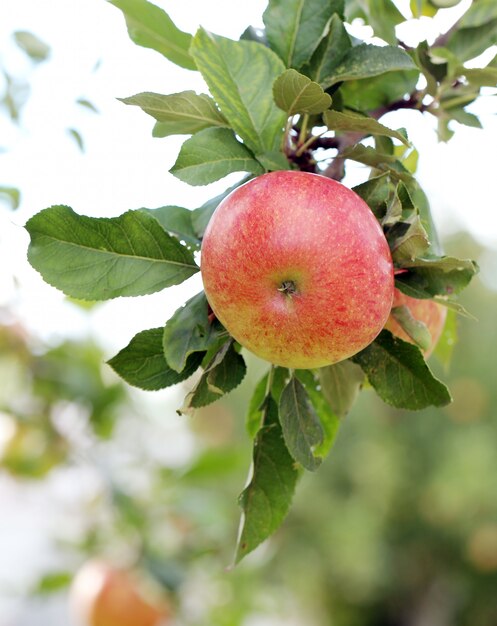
[201, 171, 394, 369]
[384, 288, 447, 357]
[70, 560, 170, 626]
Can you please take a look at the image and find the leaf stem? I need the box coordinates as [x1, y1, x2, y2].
[298, 114, 309, 146]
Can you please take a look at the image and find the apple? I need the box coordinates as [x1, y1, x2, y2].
[384, 288, 447, 357]
[70, 560, 170, 626]
[200, 171, 394, 369]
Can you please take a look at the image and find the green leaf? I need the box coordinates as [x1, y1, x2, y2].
[263, 0, 344, 69]
[318, 360, 365, 418]
[180, 341, 246, 412]
[322, 44, 417, 88]
[0, 186, 21, 210]
[108, 0, 196, 70]
[139, 206, 200, 248]
[323, 109, 409, 145]
[163, 292, 225, 373]
[340, 69, 419, 112]
[190, 28, 287, 154]
[26, 206, 198, 300]
[67, 128, 84, 152]
[446, 107, 483, 129]
[305, 14, 352, 84]
[273, 69, 332, 115]
[13, 31, 50, 62]
[341, 145, 412, 181]
[395, 256, 478, 298]
[391, 306, 432, 351]
[33, 572, 71, 595]
[446, 18, 497, 62]
[170, 127, 264, 186]
[389, 215, 430, 263]
[76, 98, 99, 113]
[119, 91, 227, 137]
[352, 330, 452, 410]
[458, 0, 497, 29]
[461, 64, 497, 88]
[108, 328, 203, 390]
[360, 0, 406, 45]
[296, 370, 340, 459]
[236, 395, 299, 563]
[433, 308, 457, 369]
[256, 151, 292, 172]
[246, 374, 270, 438]
[279, 375, 324, 471]
[352, 173, 391, 219]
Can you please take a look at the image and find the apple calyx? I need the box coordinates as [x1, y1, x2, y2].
[278, 280, 298, 297]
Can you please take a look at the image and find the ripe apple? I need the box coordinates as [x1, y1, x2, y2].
[70, 560, 170, 626]
[384, 288, 447, 357]
[200, 171, 394, 369]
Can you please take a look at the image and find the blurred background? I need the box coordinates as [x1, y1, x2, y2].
[1, 1, 496, 625]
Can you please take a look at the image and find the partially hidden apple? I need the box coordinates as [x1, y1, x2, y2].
[200, 171, 394, 369]
[384, 288, 447, 357]
[70, 560, 170, 626]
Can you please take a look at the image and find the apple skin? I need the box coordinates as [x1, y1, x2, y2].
[384, 288, 447, 357]
[200, 171, 394, 369]
[70, 560, 169, 626]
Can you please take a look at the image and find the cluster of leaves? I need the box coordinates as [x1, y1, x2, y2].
[24, 0, 493, 561]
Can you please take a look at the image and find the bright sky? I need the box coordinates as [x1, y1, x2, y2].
[0, 0, 496, 354]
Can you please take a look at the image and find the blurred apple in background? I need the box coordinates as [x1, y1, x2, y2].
[385, 288, 447, 357]
[70, 560, 171, 626]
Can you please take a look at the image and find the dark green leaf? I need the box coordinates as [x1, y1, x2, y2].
[391, 306, 432, 351]
[190, 28, 286, 154]
[139, 206, 200, 248]
[108, 0, 196, 70]
[389, 215, 430, 263]
[306, 14, 351, 84]
[318, 359, 365, 418]
[279, 375, 324, 471]
[352, 330, 452, 409]
[108, 328, 203, 390]
[26, 206, 198, 300]
[323, 109, 409, 145]
[13, 31, 50, 62]
[340, 69, 418, 112]
[273, 69, 332, 115]
[0, 186, 21, 210]
[180, 342, 246, 412]
[395, 256, 478, 297]
[352, 173, 391, 219]
[170, 127, 264, 186]
[246, 368, 291, 439]
[163, 292, 225, 373]
[236, 395, 299, 563]
[341, 144, 412, 181]
[263, 0, 344, 69]
[119, 91, 227, 137]
[296, 370, 340, 459]
[323, 44, 417, 88]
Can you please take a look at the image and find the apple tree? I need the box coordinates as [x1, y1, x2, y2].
[25, 0, 495, 562]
